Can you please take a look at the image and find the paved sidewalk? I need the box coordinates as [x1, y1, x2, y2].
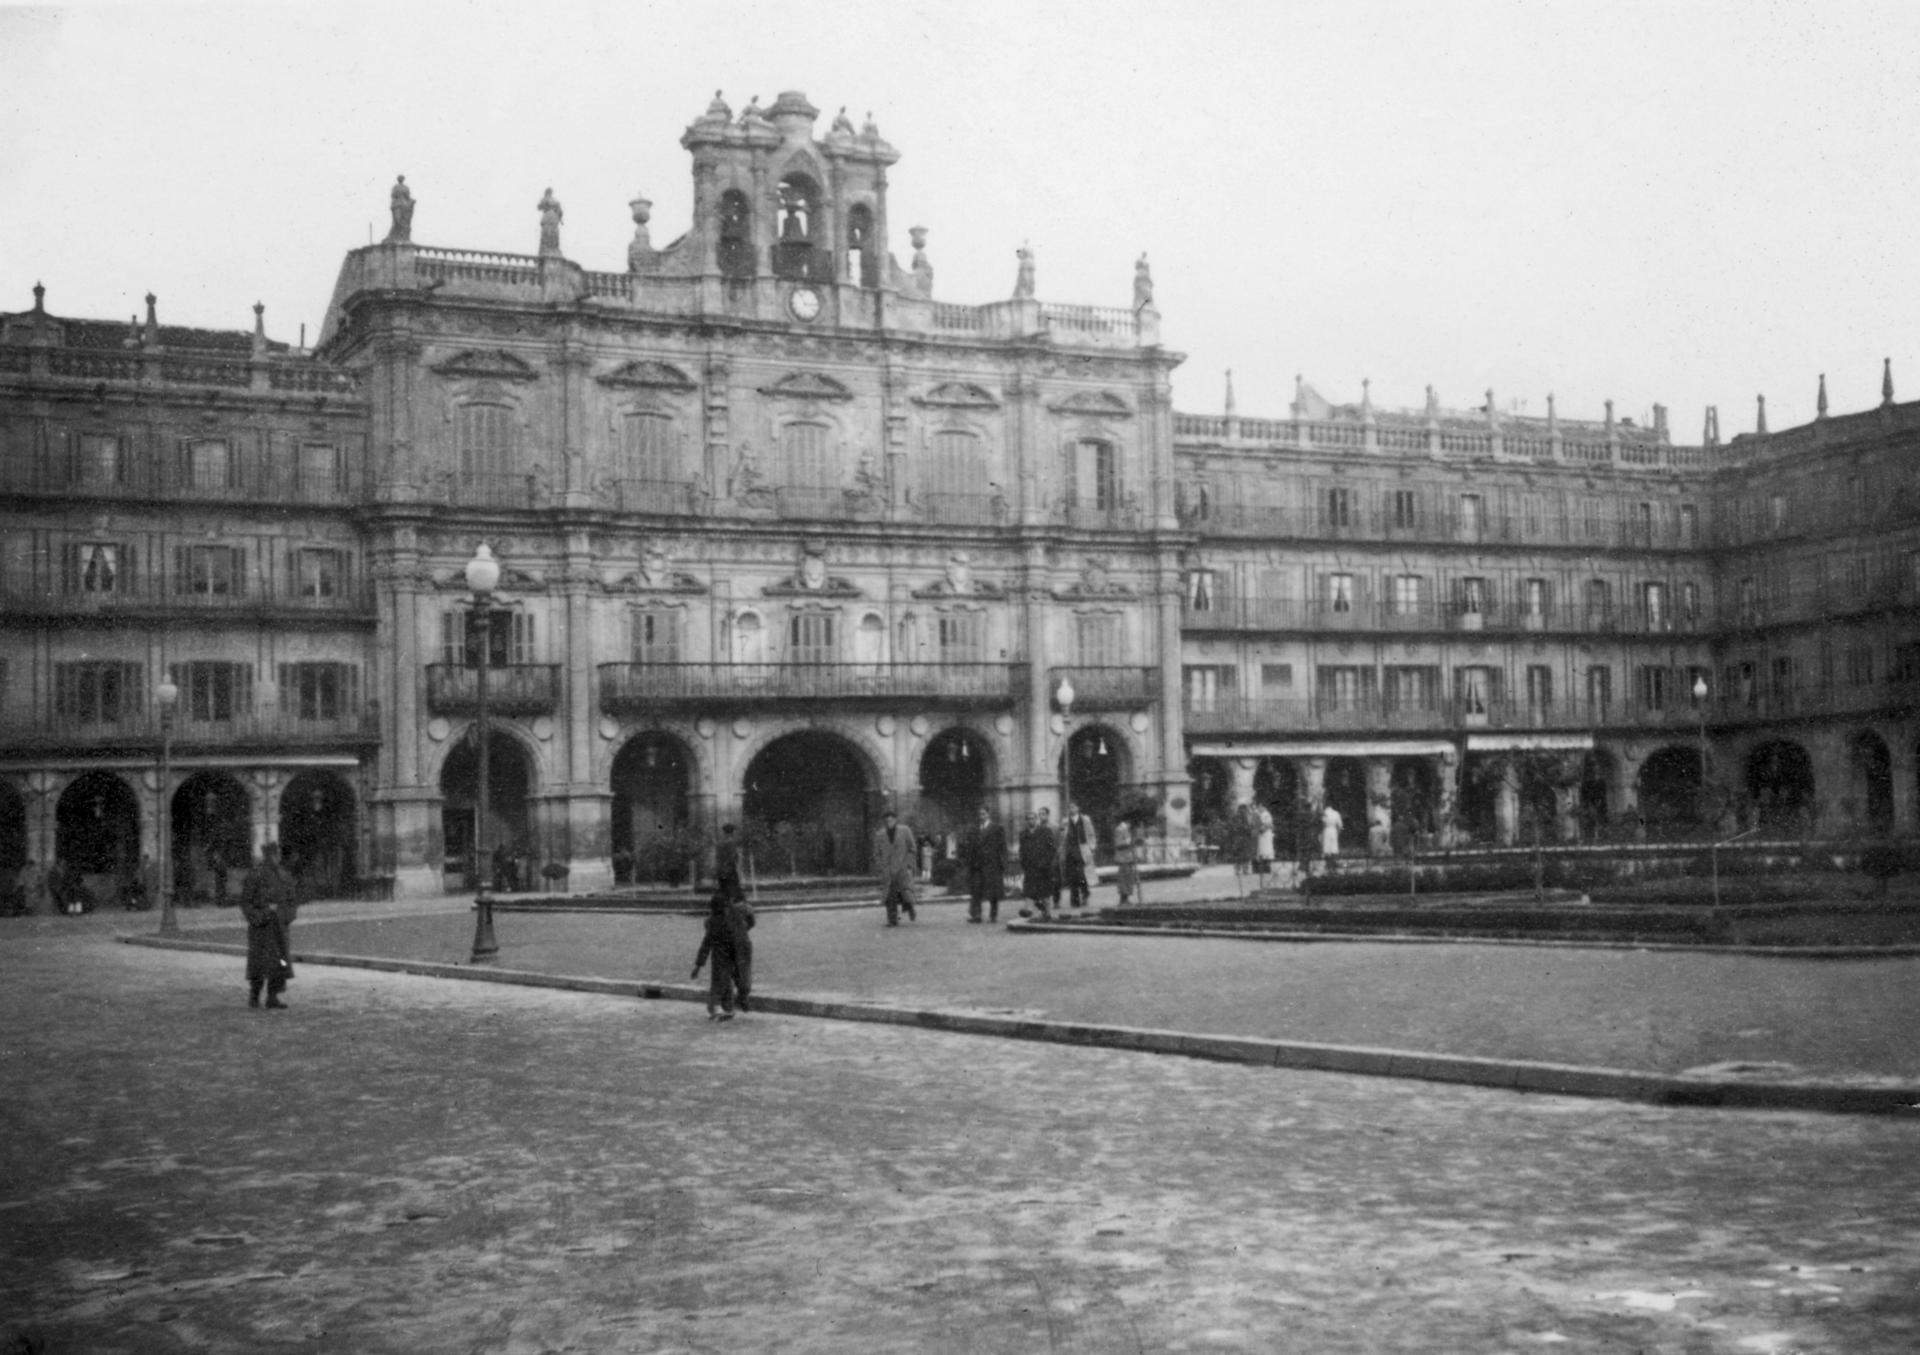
[5, 929, 1920, 1354]
[118, 867, 1920, 1108]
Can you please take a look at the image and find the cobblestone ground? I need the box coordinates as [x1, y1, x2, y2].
[3, 930, 1918, 1353]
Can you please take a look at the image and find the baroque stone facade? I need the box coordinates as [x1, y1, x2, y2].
[1, 90, 1915, 902]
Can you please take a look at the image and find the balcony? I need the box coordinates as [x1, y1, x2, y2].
[1180, 694, 1714, 737]
[425, 663, 562, 716]
[598, 661, 1029, 712]
[0, 707, 378, 750]
[0, 456, 363, 507]
[1181, 596, 1652, 637]
[1047, 666, 1161, 710]
[0, 577, 375, 622]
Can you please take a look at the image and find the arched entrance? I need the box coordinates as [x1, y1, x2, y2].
[743, 731, 874, 876]
[1637, 746, 1704, 838]
[172, 771, 251, 905]
[611, 733, 694, 884]
[1061, 723, 1125, 855]
[56, 772, 140, 903]
[1187, 756, 1231, 840]
[1390, 758, 1439, 847]
[279, 771, 356, 895]
[440, 730, 535, 886]
[918, 726, 994, 844]
[1848, 731, 1894, 835]
[1323, 756, 1367, 853]
[1746, 740, 1815, 835]
[0, 782, 25, 873]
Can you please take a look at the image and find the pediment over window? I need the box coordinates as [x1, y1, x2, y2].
[434, 349, 539, 382]
[598, 359, 696, 391]
[760, 371, 854, 402]
[1048, 390, 1132, 418]
[913, 382, 1000, 410]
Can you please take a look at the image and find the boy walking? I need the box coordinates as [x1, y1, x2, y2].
[690, 890, 755, 1019]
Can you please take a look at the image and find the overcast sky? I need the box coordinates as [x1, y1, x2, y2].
[4, 0, 1916, 436]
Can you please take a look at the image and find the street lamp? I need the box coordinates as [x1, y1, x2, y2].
[466, 543, 501, 963]
[1055, 676, 1076, 821]
[155, 677, 178, 936]
[1694, 673, 1720, 908]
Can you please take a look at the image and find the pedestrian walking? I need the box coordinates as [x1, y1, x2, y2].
[1018, 808, 1058, 919]
[873, 809, 918, 926]
[714, 823, 745, 903]
[690, 889, 754, 1019]
[1113, 820, 1141, 906]
[1061, 802, 1096, 909]
[1320, 803, 1344, 859]
[962, 805, 1008, 923]
[239, 842, 298, 1009]
[1253, 804, 1276, 875]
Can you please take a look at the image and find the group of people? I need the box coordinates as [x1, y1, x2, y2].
[1014, 802, 1142, 918]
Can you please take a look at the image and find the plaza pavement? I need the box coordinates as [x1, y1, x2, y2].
[3, 917, 1919, 1353]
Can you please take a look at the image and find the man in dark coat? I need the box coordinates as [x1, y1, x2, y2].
[873, 809, 918, 926]
[963, 805, 1008, 924]
[240, 843, 298, 1009]
[714, 823, 745, 903]
[1018, 809, 1058, 919]
[1061, 801, 1097, 909]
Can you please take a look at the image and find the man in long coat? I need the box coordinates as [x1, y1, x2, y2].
[1061, 802, 1097, 909]
[1018, 809, 1058, 919]
[240, 842, 298, 1009]
[872, 809, 918, 926]
[962, 805, 1009, 924]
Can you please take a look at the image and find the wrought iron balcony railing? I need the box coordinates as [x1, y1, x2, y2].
[425, 664, 562, 716]
[1046, 666, 1162, 710]
[0, 707, 378, 748]
[598, 661, 1029, 712]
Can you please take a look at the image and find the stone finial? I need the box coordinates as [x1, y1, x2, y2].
[1012, 242, 1035, 300]
[1756, 393, 1768, 435]
[1884, 357, 1895, 408]
[1604, 398, 1615, 434]
[832, 105, 855, 136]
[1224, 369, 1236, 418]
[1485, 388, 1498, 425]
[31, 281, 44, 312]
[862, 110, 879, 138]
[909, 226, 933, 297]
[144, 293, 159, 347]
[124, 314, 140, 349]
[1547, 392, 1558, 434]
[628, 194, 655, 272]
[738, 94, 762, 124]
[1817, 373, 1829, 418]
[252, 301, 266, 356]
[1296, 375, 1309, 418]
[1361, 377, 1374, 424]
[1424, 384, 1439, 421]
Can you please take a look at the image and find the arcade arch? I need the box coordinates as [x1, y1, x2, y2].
[742, 730, 876, 876]
[1848, 730, 1894, 835]
[279, 770, 357, 894]
[440, 729, 535, 882]
[171, 771, 251, 903]
[611, 732, 696, 884]
[918, 726, 995, 842]
[1745, 740, 1815, 834]
[56, 772, 141, 894]
[1637, 745, 1705, 836]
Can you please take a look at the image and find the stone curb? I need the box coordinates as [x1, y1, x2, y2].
[122, 934, 1920, 1117]
[1006, 918, 1920, 959]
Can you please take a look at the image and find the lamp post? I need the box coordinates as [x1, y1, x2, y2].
[155, 678, 178, 936]
[1694, 673, 1720, 908]
[466, 543, 501, 963]
[1055, 676, 1076, 821]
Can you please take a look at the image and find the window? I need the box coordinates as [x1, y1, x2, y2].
[1630, 501, 1654, 543]
[1457, 576, 1489, 616]
[1317, 665, 1374, 711]
[175, 545, 245, 597]
[717, 189, 754, 280]
[622, 413, 677, 483]
[1771, 656, 1795, 707]
[1186, 569, 1217, 612]
[937, 611, 984, 662]
[1638, 665, 1672, 710]
[1846, 644, 1874, 687]
[1455, 665, 1497, 717]
[927, 431, 983, 507]
[1075, 613, 1124, 667]
[1892, 643, 1920, 683]
[632, 608, 682, 665]
[1326, 572, 1355, 614]
[75, 433, 123, 486]
[1521, 494, 1544, 539]
[1679, 503, 1699, 545]
[456, 404, 513, 481]
[442, 609, 533, 667]
[1067, 439, 1119, 514]
[54, 661, 142, 723]
[1641, 581, 1668, 632]
[1737, 576, 1758, 624]
[293, 549, 345, 601]
[1323, 486, 1353, 529]
[1681, 581, 1700, 625]
[1733, 661, 1756, 709]
[277, 662, 359, 720]
[1457, 493, 1483, 539]
[1184, 666, 1231, 712]
[1770, 492, 1789, 532]
[65, 542, 127, 595]
[1390, 489, 1419, 531]
[1585, 664, 1612, 714]
[845, 202, 877, 287]
[170, 661, 252, 723]
[1260, 663, 1294, 691]
[1585, 577, 1613, 627]
[789, 612, 836, 665]
[1844, 555, 1870, 599]
[782, 421, 835, 491]
[1525, 664, 1553, 715]
[297, 443, 341, 494]
[1580, 496, 1603, 542]
[1383, 665, 1437, 712]
[186, 439, 231, 491]
[1390, 574, 1424, 615]
[1522, 577, 1551, 622]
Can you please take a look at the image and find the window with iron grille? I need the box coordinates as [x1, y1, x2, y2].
[1183, 665, 1231, 712]
[789, 611, 836, 664]
[169, 661, 253, 722]
[74, 433, 124, 486]
[1186, 569, 1217, 611]
[1679, 503, 1699, 545]
[277, 662, 359, 720]
[1525, 665, 1553, 714]
[937, 611, 984, 662]
[1323, 486, 1353, 528]
[1455, 665, 1497, 715]
[456, 404, 513, 481]
[1641, 581, 1668, 630]
[1457, 576, 1489, 615]
[1522, 577, 1551, 620]
[1390, 489, 1419, 530]
[1847, 644, 1875, 687]
[1638, 665, 1672, 710]
[1317, 665, 1375, 710]
[441, 609, 533, 667]
[782, 421, 834, 489]
[1383, 665, 1438, 711]
[1326, 572, 1355, 613]
[1586, 664, 1612, 711]
[631, 608, 682, 665]
[1390, 574, 1424, 615]
[54, 661, 143, 722]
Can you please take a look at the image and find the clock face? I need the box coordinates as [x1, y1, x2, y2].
[788, 286, 822, 322]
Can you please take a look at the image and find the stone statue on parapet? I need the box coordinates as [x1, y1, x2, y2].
[1013, 242, 1035, 300]
[909, 226, 934, 297]
[1133, 253, 1153, 310]
[387, 175, 414, 243]
[537, 188, 564, 257]
[832, 106, 856, 136]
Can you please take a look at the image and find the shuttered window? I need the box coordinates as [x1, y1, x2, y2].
[789, 612, 836, 664]
[169, 662, 253, 722]
[277, 663, 360, 719]
[782, 422, 834, 490]
[456, 405, 513, 480]
[54, 662, 144, 722]
[175, 545, 246, 597]
[623, 413, 677, 482]
[632, 608, 682, 664]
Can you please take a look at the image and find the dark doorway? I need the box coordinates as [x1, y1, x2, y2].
[1060, 723, 1124, 856]
[1745, 740, 1816, 834]
[918, 727, 993, 846]
[167, 772, 251, 905]
[0, 782, 25, 873]
[440, 730, 534, 887]
[57, 772, 141, 899]
[1850, 731, 1894, 835]
[1637, 746, 1704, 837]
[280, 771, 356, 895]
[611, 733, 693, 884]
[1323, 757, 1367, 853]
[743, 731, 872, 876]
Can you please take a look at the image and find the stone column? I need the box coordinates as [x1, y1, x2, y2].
[1434, 750, 1461, 847]
[557, 546, 612, 893]
[1493, 756, 1519, 846]
[1155, 547, 1191, 847]
[1365, 758, 1393, 855]
[1890, 740, 1917, 835]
